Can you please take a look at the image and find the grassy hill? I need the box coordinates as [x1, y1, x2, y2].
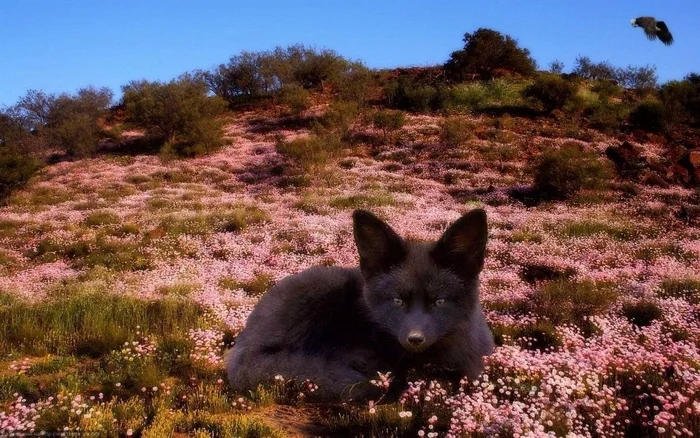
[1, 35, 700, 437]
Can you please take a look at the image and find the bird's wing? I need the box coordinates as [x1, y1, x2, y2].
[656, 21, 674, 45]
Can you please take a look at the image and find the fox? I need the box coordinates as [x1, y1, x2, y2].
[225, 208, 494, 402]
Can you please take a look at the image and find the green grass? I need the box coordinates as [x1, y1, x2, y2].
[0, 293, 204, 356]
[157, 282, 200, 298]
[329, 190, 397, 209]
[657, 278, 700, 304]
[529, 279, 618, 333]
[557, 220, 638, 241]
[83, 211, 121, 227]
[219, 273, 275, 298]
[159, 206, 270, 237]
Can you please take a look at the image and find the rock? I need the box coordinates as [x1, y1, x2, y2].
[667, 145, 689, 162]
[679, 151, 700, 184]
[640, 170, 669, 188]
[690, 151, 700, 168]
[605, 142, 648, 175]
[668, 164, 691, 185]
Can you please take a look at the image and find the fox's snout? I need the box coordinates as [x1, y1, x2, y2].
[407, 331, 425, 348]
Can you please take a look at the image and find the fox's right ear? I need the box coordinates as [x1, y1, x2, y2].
[353, 210, 406, 278]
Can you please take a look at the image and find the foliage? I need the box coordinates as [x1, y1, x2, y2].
[122, 75, 227, 157]
[205, 44, 367, 105]
[47, 86, 114, 156]
[659, 73, 700, 126]
[0, 150, 42, 202]
[573, 56, 657, 89]
[385, 79, 442, 112]
[629, 100, 666, 133]
[532, 143, 612, 200]
[523, 74, 577, 113]
[372, 109, 406, 143]
[549, 60, 565, 74]
[444, 28, 537, 81]
[277, 83, 311, 116]
[9, 87, 112, 157]
[439, 116, 475, 147]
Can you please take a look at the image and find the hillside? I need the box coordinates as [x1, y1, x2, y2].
[1, 92, 700, 436]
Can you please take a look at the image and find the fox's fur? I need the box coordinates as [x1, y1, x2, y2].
[226, 209, 494, 401]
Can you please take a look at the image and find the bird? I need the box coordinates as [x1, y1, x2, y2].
[631, 17, 674, 46]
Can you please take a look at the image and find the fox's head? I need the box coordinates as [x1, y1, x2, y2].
[353, 209, 488, 353]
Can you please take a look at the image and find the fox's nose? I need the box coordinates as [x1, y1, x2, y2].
[407, 332, 425, 346]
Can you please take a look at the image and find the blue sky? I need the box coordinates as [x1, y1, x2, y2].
[1, 0, 698, 106]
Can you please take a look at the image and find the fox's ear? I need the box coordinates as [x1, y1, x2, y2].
[431, 209, 488, 278]
[353, 210, 406, 278]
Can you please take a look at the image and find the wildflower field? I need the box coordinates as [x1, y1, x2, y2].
[1, 109, 699, 437]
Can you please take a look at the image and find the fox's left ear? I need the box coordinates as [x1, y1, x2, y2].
[431, 209, 488, 278]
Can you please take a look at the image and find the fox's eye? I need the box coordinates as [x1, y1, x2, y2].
[393, 298, 404, 307]
[434, 299, 446, 307]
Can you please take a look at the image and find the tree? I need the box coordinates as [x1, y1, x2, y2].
[523, 74, 577, 113]
[122, 74, 227, 157]
[47, 86, 113, 156]
[8, 87, 112, 157]
[444, 28, 537, 81]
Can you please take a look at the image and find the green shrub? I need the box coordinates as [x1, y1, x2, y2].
[659, 74, 700, 127]
[622, 301, 663, 327]
[444, 28, 537, 81]
[122, 74, 227, 158]
[276, 132, 344, 170]
[439, 116, 475, 147]
[591, 80, 623, 103]
[10, 87, 112, 157]
[585, 101, 628, 133]
[206, 44, 365, 105]
[523, 74, 577, 113]
[629, 101, 666, 133]
[573, 56, 657, 89]
[372, 109, 406, 143]
[0, 151, 42, 202]
[387, 80, 441, 112]
[277, 83, 311, 116]
[532, 143, 611, 200]
[335, 63, 374, 105]
[317, 101, 359, 140]
[47, 86, 113, 157]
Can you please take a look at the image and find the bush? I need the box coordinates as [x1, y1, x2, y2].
[277, 83, 311, 116]
[659, 74, 700, 127]
[0, 151, 42, 202]
[316, 101, 360, 140]
[386, 80, 442, 112]
[591, 80, 623, 103]
[585, 101, 628, 133]
[276, 132, 345, 171]
[549, 60, 565, 74]
[523, 74, 577, 113]
[11, 87, 112, 157]
[372, 110, 406, 143]
[629, 101, 665, 133]
[445, 79, 523, 112]
[573, 56, 657, 89]
[439, 116, 475, 147]
[335, 63, 374, 105]
[622, 301, 663, 327]
[532, 143, 611, 200]
[444, 28, 537, 81]
[122, 75, 227, 157]
[206, 44, 365, 105]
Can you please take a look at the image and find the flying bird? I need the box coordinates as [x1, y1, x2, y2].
[631, 17, 674, 46]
